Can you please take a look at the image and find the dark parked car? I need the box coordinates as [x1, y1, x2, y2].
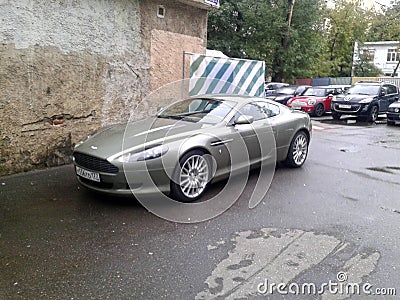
[265, 82, 289, 95]
[265, 85, 311, 105]
[331, 81, 399, 122]
[387, 101, 400, 125]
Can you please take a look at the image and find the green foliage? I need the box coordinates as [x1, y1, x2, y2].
[207, 0, 397, 81]
[353, 53, 383, 76]
[207, 0, 324, 82]
[366, 3, 400, 41]
[315, 0, 375, 77]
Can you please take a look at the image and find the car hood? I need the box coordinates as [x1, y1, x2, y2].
[335, 94, 375, 103]
[74, 117, 214, 159]
[291, 96, 324, 102]
[267, 93, 293, 98]
[389, 101, 400, 108]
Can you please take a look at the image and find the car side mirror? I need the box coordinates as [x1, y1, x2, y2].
[235, 115, 254, 125]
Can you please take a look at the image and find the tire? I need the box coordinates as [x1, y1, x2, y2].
[313, 103, 325, 117]
[368, 105, 379, 122]
[332, 111, 341, 120]
[170, 150, 212, 202]
[285, 131, 309, 168]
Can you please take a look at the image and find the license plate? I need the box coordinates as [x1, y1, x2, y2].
[76, 166, 100, 182]
[292, 102, 303, 108]
[339, 104, 351, 109]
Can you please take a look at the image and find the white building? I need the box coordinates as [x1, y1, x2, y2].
[353, 41, 400, 77]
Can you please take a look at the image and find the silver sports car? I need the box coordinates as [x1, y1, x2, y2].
[73, 95, 312, 202]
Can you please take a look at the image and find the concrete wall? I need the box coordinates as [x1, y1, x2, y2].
[0, 0, 207, 176]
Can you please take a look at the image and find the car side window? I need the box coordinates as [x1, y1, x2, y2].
[255, 101, 280, 117]
[386, 85, 397, 95]
[237, 103, 267, 121]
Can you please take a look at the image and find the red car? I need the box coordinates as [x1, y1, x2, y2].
[286, 86, 344, 117]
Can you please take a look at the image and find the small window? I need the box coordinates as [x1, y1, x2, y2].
[387, 49, 399, 62]
[386, 85, 397, 95]
[157, 5, 165, 18]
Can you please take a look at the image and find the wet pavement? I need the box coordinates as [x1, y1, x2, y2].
[1, 116, 400, 299]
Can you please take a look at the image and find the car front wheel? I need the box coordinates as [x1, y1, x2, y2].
[368, 105, 379, 122]
[170, 150, 211, 202]
[313, 103, 325, 117]
[285, 131, 309, 168]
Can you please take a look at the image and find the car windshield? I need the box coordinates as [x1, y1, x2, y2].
[346, 85, 380, 95]
[276, 87, 296, 95]
[157, 98, 235, 124]
[303, 88, 326, 97]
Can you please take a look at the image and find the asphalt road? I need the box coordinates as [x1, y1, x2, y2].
[1, 115, 400, 299]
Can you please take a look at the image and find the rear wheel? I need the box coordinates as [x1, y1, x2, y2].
[170, 150, 211, 202]
[332, 111, 341, 120]
[313, 103, 325, 117]
[368, 105, 379, 122]
[285, 131, 309, 168]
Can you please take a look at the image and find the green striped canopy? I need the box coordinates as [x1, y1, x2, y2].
[189, 54, 265, 97]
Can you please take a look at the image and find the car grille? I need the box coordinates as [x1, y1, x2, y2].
[73, 152, 119, 174]
[333, 103, 361, 112]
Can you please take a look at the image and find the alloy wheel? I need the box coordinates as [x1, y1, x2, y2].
[179, 155, 209, 199]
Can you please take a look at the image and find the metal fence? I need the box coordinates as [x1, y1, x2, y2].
[297, 77, 400, 88]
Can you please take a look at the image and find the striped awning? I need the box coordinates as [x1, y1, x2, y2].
[189, 54, 265, 97]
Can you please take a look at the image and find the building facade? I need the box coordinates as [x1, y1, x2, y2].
[0, 0, 215, 176]
[354, 41, 400, 77]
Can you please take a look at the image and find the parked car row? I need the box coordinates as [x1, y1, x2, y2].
[267, 81, 400, 124]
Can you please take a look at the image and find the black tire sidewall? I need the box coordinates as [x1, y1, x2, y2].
[313, 103, 324, 117]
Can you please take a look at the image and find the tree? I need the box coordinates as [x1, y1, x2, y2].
[352, 51, 383, 76]
[207, 0, 324, 82]
[366, 3, 400, 41]
[316, 0, 375, 77]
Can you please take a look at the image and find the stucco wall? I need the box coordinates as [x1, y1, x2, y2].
[0, 0, 150, 176]
[140, 0, 208, 91]
[0, 0, 208, 176]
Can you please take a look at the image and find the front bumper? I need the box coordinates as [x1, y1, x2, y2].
[331, 102, 370, 116]
[387, 112, 400, 123]
[73, 154, 172, 196]
[287, 103, 315, 114]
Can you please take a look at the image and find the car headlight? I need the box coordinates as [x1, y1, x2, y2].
[359, 97, 373, 104]
[308, 99, 316, 105]
[117, 145, 168, 163]
[395, 108, 400, 113]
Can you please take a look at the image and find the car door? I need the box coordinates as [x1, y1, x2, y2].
[254, 101, 293, 157]
[379, 85, 391, 112]
[387, 85, 400, 108]
[232, 103, 269, 164]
